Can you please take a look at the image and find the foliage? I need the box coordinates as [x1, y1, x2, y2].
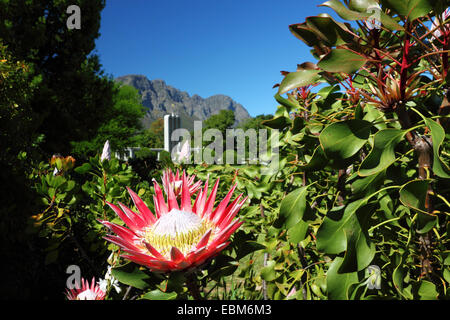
[0, 0, 116, 156]
[140, 118, 165, 149]
[71, 84, 146, 157]
[262, 0, 450, 300]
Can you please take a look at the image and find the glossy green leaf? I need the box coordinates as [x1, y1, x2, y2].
[351, 169, 386, 197]
[289, 23, 322, 47]
[359, 129, 406, 176]
[382, 0, 433, 21]
[288, 220, 310, 243]
[321, 0, 366, 20]
[141, 290, 177, 300]
[416, 280, 438, 300]
[317, 199, 363, 254]
[399, 180, 437, 233]
[349, 0, 379, 11]
[305, 15, 354, 46]
[424, 118, 450, 178]
[384, 0, 435, 21]
[399, 179, 430, 214]
[74, 163, 92, 174]
[299, 145, 329, 171]
[275, 186, 309, 229]
[318, 49, 368, 73]
[319, 119, 372, 160]
[326, 257, 359, 300]
[278, 70, 321, 94]
[338, 203, 376, 273]
[321, 0, 403, 30]
[317, 198, 376, 273]
[262, 115, 291, 129]
[111, 263, 152, 290]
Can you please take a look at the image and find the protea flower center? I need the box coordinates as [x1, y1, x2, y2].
[143, 209, 215, 257]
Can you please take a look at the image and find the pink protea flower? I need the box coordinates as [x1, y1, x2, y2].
[161, 168, 202, 198]
[65, 277, 106, 300]
[100, 173, 247, 272]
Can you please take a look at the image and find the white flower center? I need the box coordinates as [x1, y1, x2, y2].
[143, 209, 214, 257]
[152, 209, 202, 237]
[77, 289, 98, 300]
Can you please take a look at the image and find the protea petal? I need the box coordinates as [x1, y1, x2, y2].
[102, 169, 246, 273]
[126, 187, 156, 225]
[153, 179, 168, 216]
[106, 201, 140, 233]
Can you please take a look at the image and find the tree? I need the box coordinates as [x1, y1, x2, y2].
[71, 84, 146, 157]
[203, 109, 236, 135]
[238, 114, 273, 131]
[140, 118, 165, 148]
[0, 0, 115, 156]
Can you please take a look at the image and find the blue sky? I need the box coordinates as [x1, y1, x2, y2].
[95, 0, 336, 117]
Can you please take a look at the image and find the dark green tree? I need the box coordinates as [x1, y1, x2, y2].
[0, 0, 115, 156]
[71, 84, 146, 157]
[203, 109, 236, 136]
[238, 114, 273, 130]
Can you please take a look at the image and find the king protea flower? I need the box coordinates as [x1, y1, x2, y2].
[161, 168, 202, 198]
[65, 277, 106, 300]
[100, 173, 247, 272]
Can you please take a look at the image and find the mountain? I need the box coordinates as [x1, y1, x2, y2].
[115, 75, 251, 130]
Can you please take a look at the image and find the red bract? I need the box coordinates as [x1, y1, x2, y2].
[100, 171, 246, 272]
[161, 168, 202, 198]
[65, 277, 106, 300]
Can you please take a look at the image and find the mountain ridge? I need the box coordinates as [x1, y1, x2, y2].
[115, 74, 251, 130]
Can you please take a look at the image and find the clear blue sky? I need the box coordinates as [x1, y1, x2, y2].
[95, 0, 336, 117]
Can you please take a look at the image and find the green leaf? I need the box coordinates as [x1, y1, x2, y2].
[288, 220, 310, 243]
[275, 186, 309, 229]
[399, 180, 430, 214]
[351, 170, 386, 197]
[299, 145, 329, 171]
[74, 163, 92, 174]
[319, 119, 372, 160]
[424, 118, 450, 178]
[278, 70, 321, 94]
[338, 203, 376, 273]
[399, 180, 437, 233]
[262, 115, 291, 129]
[321, 0, 366, 20]
[318, 49, 368, 73]
[289, 23, 322, 47]
[321, 0, 403, 30]
[416, 280, 438, 300]
[261, 260, 277, 281]
[326, 257, 359, 300]
[111, 263, 152, 290]
[317, 199, 376, 273]
[359, 129, 406, 176]
[305, 15, 354, 46]
[348, 0, 379, 12]
[317, 206, 347, 254]
[382, 0, 433, 21]
[141, 290, 177, 300]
